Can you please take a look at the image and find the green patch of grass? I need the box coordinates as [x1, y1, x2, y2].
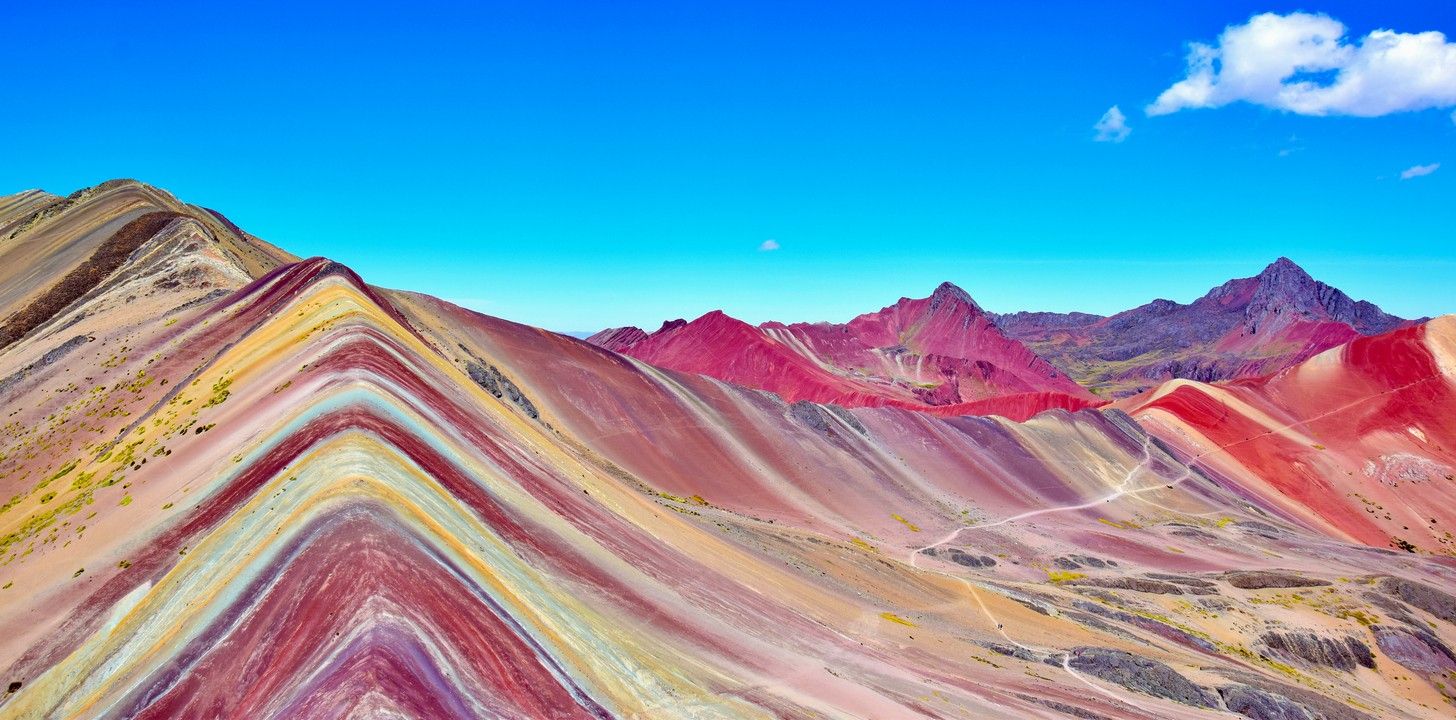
[204, 376, 233, 408]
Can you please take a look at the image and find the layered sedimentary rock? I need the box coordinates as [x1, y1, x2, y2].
[994, 258, 1414, 397]
[1, 182, 1454, 718]
[589, 282, 1098, 422]
[1123, 316, 1456, 552]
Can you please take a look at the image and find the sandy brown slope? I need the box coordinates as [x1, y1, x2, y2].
[0, 180, 296, 349]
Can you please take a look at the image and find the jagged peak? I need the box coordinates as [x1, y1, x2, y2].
[927, 281, 984, 314]
[657, 318, 688, 333]
[1254, 256, 1315, 287]
[1231, 256, 1414, 336]
[1248, 256, 1326, 303]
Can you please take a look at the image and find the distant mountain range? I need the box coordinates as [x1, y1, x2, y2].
[594, 257, 1416, 407]
[994, 257, 1417, 396]
[590, 281, 1097, 421]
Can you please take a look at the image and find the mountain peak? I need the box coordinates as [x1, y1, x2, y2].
[692, 309, 738, 325]
[928, 281, 982, 313]
[1230, 256, 1410, 339]
[679, 310, 763, 337]
[1255, 257, 1314, 287]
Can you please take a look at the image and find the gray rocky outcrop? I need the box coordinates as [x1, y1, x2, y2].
[1065, 647, 1216, 707]
[1222, 571, 1330, 589]
[1257, 631, 1374, 671]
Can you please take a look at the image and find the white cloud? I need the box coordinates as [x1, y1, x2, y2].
[1093, 105, 1131, 142]
[758, 239, 780, 251]
[1149, 12, 1456, 117]
[1400, 163, 1439, 180]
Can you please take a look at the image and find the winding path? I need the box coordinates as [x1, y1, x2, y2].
[899, 370, 1446, 715]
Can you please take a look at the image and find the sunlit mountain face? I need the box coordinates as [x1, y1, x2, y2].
[589, 281, 1099, 422]
[2, 181, 1455, 719]
[993, 257, 1417, 398]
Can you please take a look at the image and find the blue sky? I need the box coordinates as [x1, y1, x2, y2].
[3, 1, 1452, 331]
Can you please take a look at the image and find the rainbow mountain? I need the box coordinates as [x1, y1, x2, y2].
[1, 180, 1454, 719]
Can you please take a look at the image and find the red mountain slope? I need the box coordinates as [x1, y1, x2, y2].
[1123, 315, 1456, 550]
[589, 282, 1097, 421]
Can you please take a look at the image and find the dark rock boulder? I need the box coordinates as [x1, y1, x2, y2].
[922, 546, 996, 568]
[1169, 526, 1218, 540]
[1011, 693, 1112, 720]
[1054, 554, 1115, 570]
[986, 642, 1039, 663]
[465, 359, 540, 419]
[822, 404, 868, 436]
[1359, 591, 1421, 627]
[1214, 671, 1377, 720]
[1371, 625, 1456, 674]
[1072, 601, 1218, 653]
[1257, 632, 1374, 671]
[1233, 521, 1285, 539]
[1066, 647, 1216, 707]
[1376, 577, 1456, 625]
[787, 401, 868, 438]
[1222, 571, 1330, 590]
[1145, 573, 1220, 594]
[786, 400, 831, 433]
[1219, 685, 1315, 720]
[1068, 576, 1187, 595]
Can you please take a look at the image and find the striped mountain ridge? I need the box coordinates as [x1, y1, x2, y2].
[588, 283, 1099, 423]
[0, 181, 1454, 718]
